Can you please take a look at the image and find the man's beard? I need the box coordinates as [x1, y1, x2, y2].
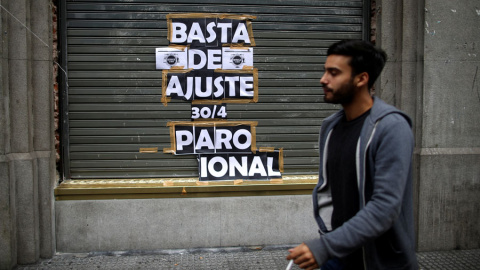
[323, 78, 356, 105]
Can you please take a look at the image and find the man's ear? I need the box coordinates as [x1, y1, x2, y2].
[355, 72, 369, 88]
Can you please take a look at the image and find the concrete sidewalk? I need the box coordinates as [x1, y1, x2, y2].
[16, 246, 480, 270]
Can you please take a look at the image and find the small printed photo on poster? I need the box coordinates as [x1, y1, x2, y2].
[156, 47, 188, 70]
[222, 47, 253, 69]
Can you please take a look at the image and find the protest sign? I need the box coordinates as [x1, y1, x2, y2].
[159, 13, 283, 181]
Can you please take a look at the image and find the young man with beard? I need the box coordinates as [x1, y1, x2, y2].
[287, 40, 418, 269]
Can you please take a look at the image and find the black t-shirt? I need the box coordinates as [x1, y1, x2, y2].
[327, 109, 370, 269]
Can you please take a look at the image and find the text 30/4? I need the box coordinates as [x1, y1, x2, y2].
[191, 104, 227, 119]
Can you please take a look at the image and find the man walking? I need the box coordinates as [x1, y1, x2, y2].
[287, 40, 418, 269]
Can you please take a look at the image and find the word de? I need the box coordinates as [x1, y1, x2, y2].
[156, 48, 253, 70]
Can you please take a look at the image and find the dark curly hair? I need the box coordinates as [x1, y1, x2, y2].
[327, 40, 387, 89]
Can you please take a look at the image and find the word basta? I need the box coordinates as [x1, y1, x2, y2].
[167, 14, 256, 46]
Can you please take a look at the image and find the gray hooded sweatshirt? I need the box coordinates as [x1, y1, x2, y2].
[305, 97, 418, 270]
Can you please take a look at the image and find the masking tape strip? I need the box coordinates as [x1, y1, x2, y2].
[193, 118, 227, 122]
[270, 179, 284, 184]
[246, 20, 256, 46]
[191, 100, 226, 105]
[171, 122, 176, 153]
[167, 16, 172, 42]
[164, 122, 177, 154]
[196, 181, 209, 186]
[167, 13, 212, 19]
[161, 70, 170, 106]
[165, 68, 194, 73]
[227, 44, 245, 48]
[192, 98, 256, 105]
[209, 98, 256, 104]
[218, 14, 257, 20]
[192, 99, 258, 105]
[251, 126, 257, 154]
[259, 147, 275, 152]
[223, 43, 245, 47]
[139, 147, 158, 153]
[279, 148, 284, 173]
[167, 13, 256, 21]
[229, 45, 252, 50]
[168, 45, 188, 51]
[215, 120, 258, 127]
[163, 180, 174, 186]
[163, 148, 175, 154]
[167, 120, 258, 127]
[253, 68, 259, 102]
[214, 68, 256, 74]
[234, 180, 244, 185]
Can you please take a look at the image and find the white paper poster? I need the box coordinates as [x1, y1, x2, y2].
[155, 47, 188, 70]
[222, 47, 254, 69]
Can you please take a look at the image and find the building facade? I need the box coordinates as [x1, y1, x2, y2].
[1, 0, 479, 269]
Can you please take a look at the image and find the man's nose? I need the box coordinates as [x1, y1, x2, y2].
[320, 74, 327, 85]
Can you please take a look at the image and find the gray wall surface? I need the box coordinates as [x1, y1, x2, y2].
[55, 196, 318, 253]
[418, 1, 480, 251]
[376, 0, 480, 251]
[0, 0, 56, 269]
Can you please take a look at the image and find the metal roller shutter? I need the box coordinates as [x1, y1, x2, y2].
[61, 0, 368, 179]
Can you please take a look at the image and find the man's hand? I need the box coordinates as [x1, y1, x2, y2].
[286, 243, 319, 270]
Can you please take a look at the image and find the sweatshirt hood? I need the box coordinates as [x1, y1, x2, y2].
[370, 96, 412, 128]
[322, 96, 413, 129]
